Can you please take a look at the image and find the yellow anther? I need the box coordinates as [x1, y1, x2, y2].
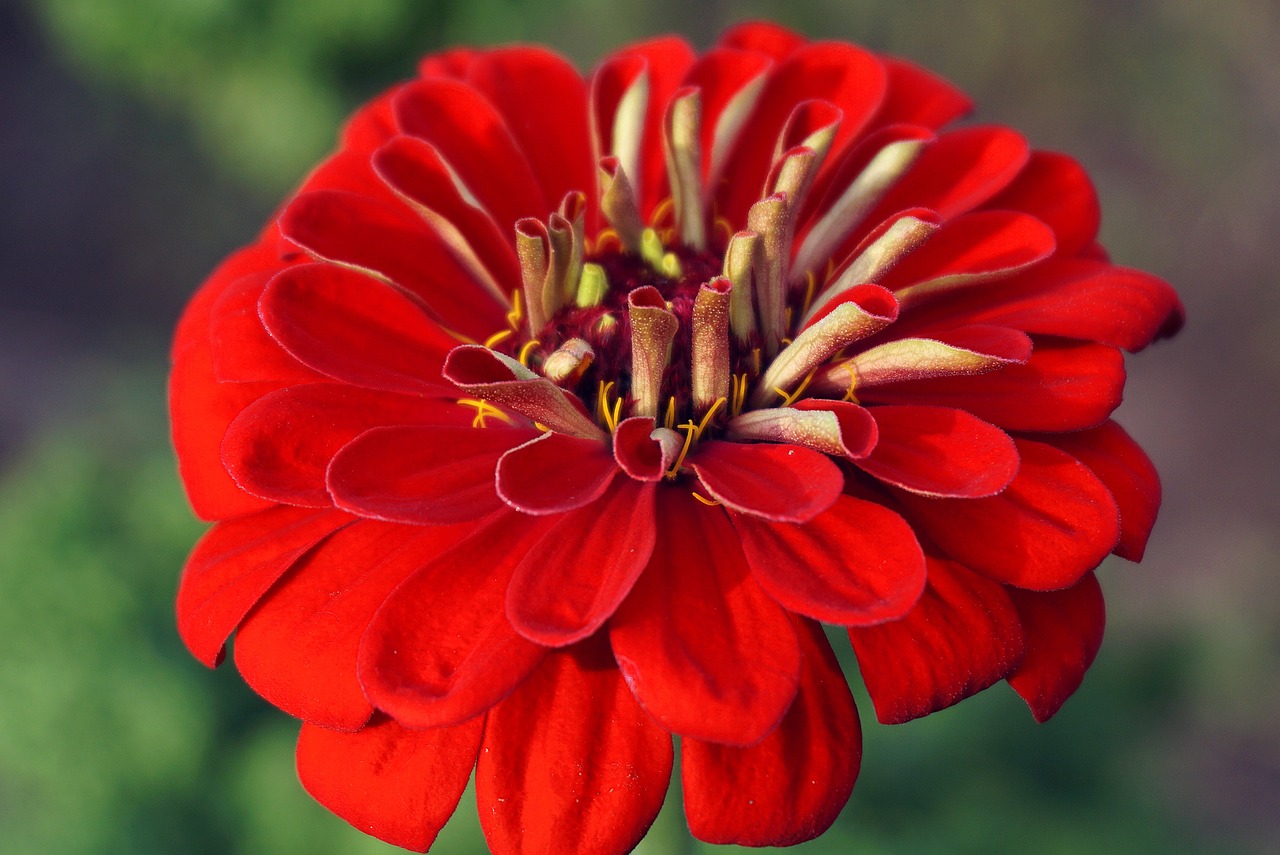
[597, 380, 616, 426]
[506, 289, 524, 331]
[774, 369, 817, 408]
[458, 398, 515, 428]
[483, 328, 514, 349]
[665, 420, 700, 479]
[640, 227, 666, 270]
[696, 396, 727, 437]
[785, 306, 794, 334]
[801, 270, 818, 319]
[664, 396, 677, 430]
[751, 347, 762, 376]
[607, 396, 623, 433]
[517, 339, 541, 367]
[713, 216, 735, 246]
[534, 421, 550, 432]
[650, 197, 675, 228]
[592, 228, 622, 255]
[730, 373, 749, 418]
[841, 363, 860, 404]
[691, 491, 722, 507]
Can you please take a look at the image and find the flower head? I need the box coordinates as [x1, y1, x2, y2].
[171, 21, 1183, 853]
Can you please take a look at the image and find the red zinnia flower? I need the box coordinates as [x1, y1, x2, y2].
[170, 21, 1183, 853]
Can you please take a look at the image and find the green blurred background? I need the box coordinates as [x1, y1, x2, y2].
[2, 0, 1276, 852]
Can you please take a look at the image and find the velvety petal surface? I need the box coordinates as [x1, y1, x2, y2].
[733, 493, 925, 625]
[689, 440, 844, 522]
[477, 641, 673, 855]
[233, 519, 473, 730]
[610, 490, 802, 745]
[858, 405, 1019, 497]
[506, 479, 657, 646]
[496, 430, 619, 514]
[1007, 571, 1106, 722]
[895, 438, 1120, 590]
[176, 506, 350, 666]
[358, 510, 554, 729]
[297, 714, 483, 853]
[683, 619, 861, 846]
[849, 556, 1026, 723]
[1043, 420, 1162, 561]
[329, 424, 539, 524]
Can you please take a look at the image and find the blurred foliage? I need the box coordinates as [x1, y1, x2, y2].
[0, 373, 1239, 852]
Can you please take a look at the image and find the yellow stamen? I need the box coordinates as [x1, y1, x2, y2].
[592, 228, 622, 255]
[664, 396, 677, 430]
[506, 289, 524, 331]
[483, 328, 514, 349]
[517, 339, 541, 367]
[665, 420, 700, 479]
[841, 363, 860, 404]
[774, 369, 817, 408]
[731, 373, 749, 417]
[608, 396, 623, 433]
[801, 270, 818, 319]
[691, 491, 722, 506]
[751, 347, 762, 376]
[713, 216, 735, 246]
[597, 380, 616, 425]
[458, 398, 514, 428]
[696, 396, 727, 436]
[650, 197, 675, 228]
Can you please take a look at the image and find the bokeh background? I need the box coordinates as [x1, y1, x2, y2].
[2, 0, 1276, 852]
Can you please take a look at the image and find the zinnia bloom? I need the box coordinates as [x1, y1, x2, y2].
[171, 21, 1183, 853]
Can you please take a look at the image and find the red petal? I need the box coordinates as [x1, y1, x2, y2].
[717, 21, 807, 60]
[329, 424, 538, 524]
[358, 510, 553, 729]
[297, 715, 483, 853]
[612, 416, 681, 480]
[507, 479, 657, 646]
[860, 126, 1029, 231]
[234, 520, 472, 730]
[339, 87, 399, 155]
[716, 42, 887, 226]
[278, 189, 508, 340]
[859, 339, 1125, 432]
[392, 78, 546, 223]
[882, 210, 1057, 297]
[170, 245, 286, 520]
[1041, 420, 1161, 561]
[477, 641, 673, 855]
[895, 438, 1120, 590]
[175, 506, 350, 666]
[496, 431, 618, 514]
[683, 619, 861, 846]
[610, 490, 801, 745]
[1007, 571, 1106, 722]
[260, 263, 458, 395]
[849, 556, 1026, 723]
[208, 270, 318, 384]
[465, 47, 594, 218]
[221, 384, 462, 507]
[689, 441, 844, 523]
[372, 135, 521, 292]
[908, 258, 1184, 352]
[987, 151, 1099, 256]
[734, 493, 925, 625]
[681, 47, 775, 185]
[858, 405, 1019, 497]
[612, 36, 697, 216]
[872, 55, 972, 130]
